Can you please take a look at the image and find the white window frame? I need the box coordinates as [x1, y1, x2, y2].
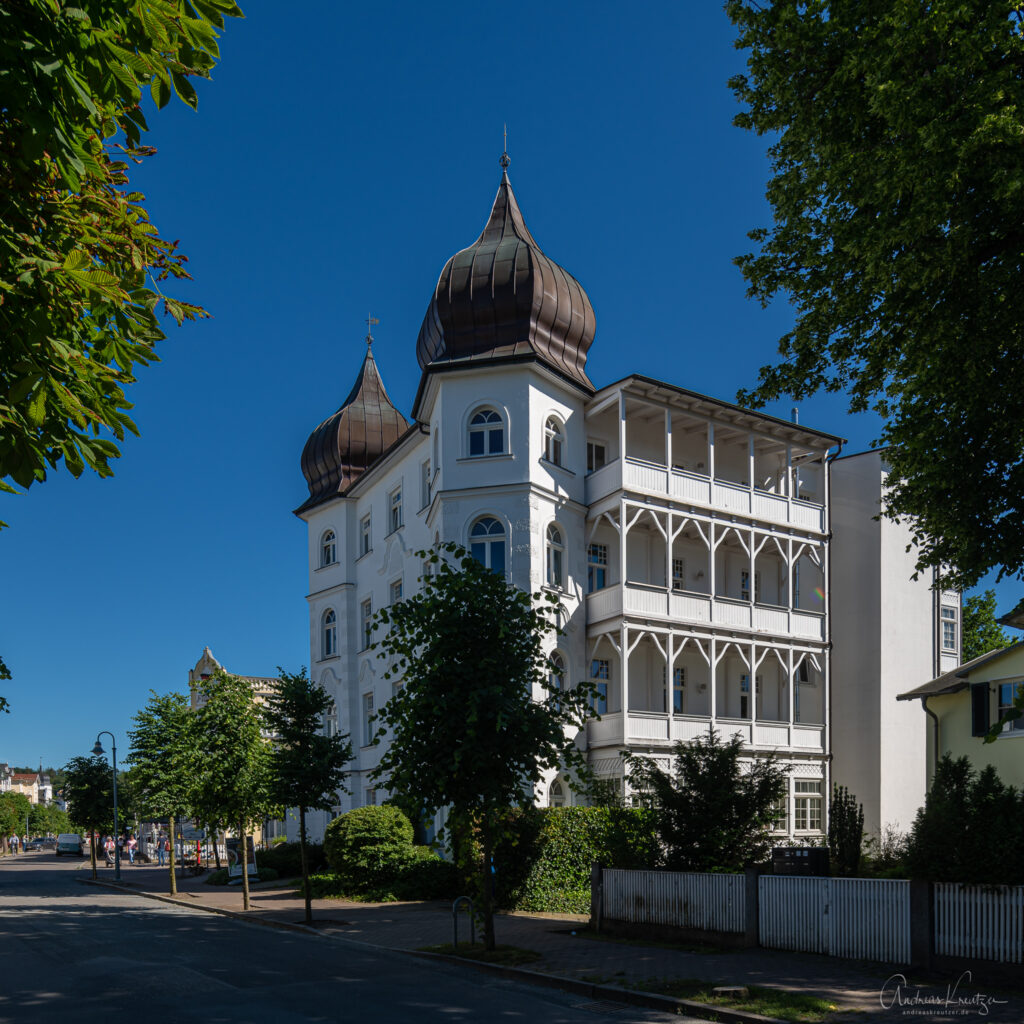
[321, 609, 337, 659]
[546, 523, 565, 589]
[544, 416, 565, 467]
[591, 658, 609, 714]
[469, 516, 507, 574]
[672, 557, 686, 592]
[740, 569, 761, 603]
[941, 606, 958, 653]
[389, 488, 403, 534]
[794, 780, 823, 831]
[359, 514, 372, 557]
[468, 408, 505, 457]
[672, 666, 685, 713]
[587, 543, 608, 593]
[365, 787, 377, 806]
[421, 459, 431, 508]
[586, 440, 607, 474]
[320, 530, 337, 568]
[998, 681, 1024, 733]
[389, 578, 403, 605]
[362, 692, 374, 747]
[361, 598, 373, 650]
[324, 702, 338, 737]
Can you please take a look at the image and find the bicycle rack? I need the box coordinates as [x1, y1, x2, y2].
[452, 896, 475, 949]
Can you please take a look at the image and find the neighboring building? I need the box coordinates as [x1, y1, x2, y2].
[295, 163, 847, 844]
[896, 641, 1024, 791]
[188, 646, 276, 712]
[830, 449, 961, 837]
[0, 763, 12, 793]
[11, 773, 40, 804]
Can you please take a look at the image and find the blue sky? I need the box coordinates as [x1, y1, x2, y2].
[2, 1, 1015, 770]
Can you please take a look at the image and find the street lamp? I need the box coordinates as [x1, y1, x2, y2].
[91, 732, 120, 881]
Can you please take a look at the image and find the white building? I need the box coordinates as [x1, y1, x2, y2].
[830, 449, 960, 837]
[293, 165, 863, 845]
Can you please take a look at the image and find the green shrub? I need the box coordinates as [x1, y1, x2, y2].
[257, 866, 279, 882]
[392, 846, 460, 901]
[257, 841, 325, 878]
[205, 868, 229, 885]
[324, 805, 415, 883]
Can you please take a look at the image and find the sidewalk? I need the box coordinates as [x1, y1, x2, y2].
[83, 861, 1021, 1023]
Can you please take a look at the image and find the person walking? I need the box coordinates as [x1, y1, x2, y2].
[10, 834, 18, 855]
[157, 834, 166, 867]
[103, 836, 114, 866]
[126, 835, 137, 865]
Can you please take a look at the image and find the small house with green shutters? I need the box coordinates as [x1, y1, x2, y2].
[897, 641, 1024, 789]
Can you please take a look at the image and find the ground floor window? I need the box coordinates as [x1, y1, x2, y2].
[794, 780, 822, 831]
[998, 681, 1024, 732]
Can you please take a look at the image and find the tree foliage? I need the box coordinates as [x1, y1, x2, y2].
[127, 689, 196, 893]
[370, 543, 596, 949]
[625, 728, 786, 872]
[262, 667, 352, 923]
[0, 0, 242, 504]
[194, 669, 276, 910]
[828, 784, 864, 877]
[62, 753, 113, 878]
[907, 754, 1023, 883]
[0, 791, 33, 851]
[962, 589, 1014, 661]
[727, 1, 1024, 589]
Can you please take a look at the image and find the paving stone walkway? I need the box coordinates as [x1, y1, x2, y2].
[83, 861, 1022, 1023]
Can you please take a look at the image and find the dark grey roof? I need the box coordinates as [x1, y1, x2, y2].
[416, 171, 596, 392]
[298, 345, 409, 514]
[896, 640, 1024, 700]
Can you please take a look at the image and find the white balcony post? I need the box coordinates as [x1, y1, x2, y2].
[710, 637, 718, 722]
[788, 647, 795, 733]
[749, 526, 755, 611]
[665, 408, 672, 470]
[708, 422, 715, 482]
[621, 625, 630, 723]
[619, 390, 627, 465]
[709, 521, 717, 604]
[785, 443, 793, 518]
[750, 640, 758, 731]
[748, 432, 755, 493]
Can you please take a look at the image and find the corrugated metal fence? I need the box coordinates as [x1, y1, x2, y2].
[603, 868, 746, 934]
[934, 884, 1024, 964]
[758, 876, 911, 964]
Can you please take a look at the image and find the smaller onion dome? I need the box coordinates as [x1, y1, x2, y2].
[416, 169, 596, 391]
[298, 341, 409, 512]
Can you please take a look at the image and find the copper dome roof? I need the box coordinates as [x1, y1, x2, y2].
[415, 171, 596, 391]
[298, 344, 409, 512]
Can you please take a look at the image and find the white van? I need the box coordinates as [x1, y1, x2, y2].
[55, 834, 83, 856]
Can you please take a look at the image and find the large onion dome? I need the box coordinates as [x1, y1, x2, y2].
[297, 343, 409, 512]
[416, 170, 596, 391]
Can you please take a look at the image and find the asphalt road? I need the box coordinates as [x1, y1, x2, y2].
[0, 854, 691, 1024]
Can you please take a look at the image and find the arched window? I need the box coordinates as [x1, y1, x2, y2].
[468, 408, 505, 456]
[470, 516, 506, 574]
[544, 417, 565, 466]
[546, 523, 565, 588]
[322, 609, 337, 659]
[549, 652, 565, 702]
[320, 529, 336, 567]
[549, 778, 566, 808]
[324, 702, 338, 737]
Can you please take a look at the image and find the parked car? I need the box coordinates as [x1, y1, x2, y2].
[55, 833, 83, 856]
[24, 837, 48, 851]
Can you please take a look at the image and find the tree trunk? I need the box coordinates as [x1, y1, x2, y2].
[481, 830, 495, 951]
[168, 814, 177, 895]
[239, 818, 251, 912]
[213, 828, 221, 869]
[299, 805, 312, 925]
[90, 830, 97, 880]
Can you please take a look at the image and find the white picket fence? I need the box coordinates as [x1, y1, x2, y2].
[758, 876, 911, 964]
[934, 884, 1024, 964]
[603, 868, 746, 934]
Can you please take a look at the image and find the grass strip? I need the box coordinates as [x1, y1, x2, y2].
[419, 942, 542, 967]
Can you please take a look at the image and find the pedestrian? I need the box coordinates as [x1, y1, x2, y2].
[103, 836, 114, 866]
[9, 834, 18, 855]
[126, 835, 137, 865]
[157, 833, 166, 867]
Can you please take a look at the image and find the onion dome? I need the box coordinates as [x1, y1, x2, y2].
[416, 170, 596, 391]
[298, 341, 409, 512]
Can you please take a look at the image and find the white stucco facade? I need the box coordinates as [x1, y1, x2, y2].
[830, 449, 960, 838]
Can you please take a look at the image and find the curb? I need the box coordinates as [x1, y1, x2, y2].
[81, 878, 786, 1024]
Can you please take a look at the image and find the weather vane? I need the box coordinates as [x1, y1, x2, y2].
[365, 314, 379, 348]
[500, 123, 510, 170]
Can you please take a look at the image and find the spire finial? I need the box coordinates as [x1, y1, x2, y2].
[365, 314, 379, 349]
[500, 123, 510, 170]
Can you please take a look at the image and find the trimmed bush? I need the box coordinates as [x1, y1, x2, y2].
[205, 868, 229, 885]
[257, 841, 325, 878]
[257, 866, 279, 882]
[324, 805, 417, 890]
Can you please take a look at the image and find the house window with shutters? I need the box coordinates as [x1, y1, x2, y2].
[998, 681, 1024, 733]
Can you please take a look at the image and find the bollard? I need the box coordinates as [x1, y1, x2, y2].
[452, 896, 475, 949]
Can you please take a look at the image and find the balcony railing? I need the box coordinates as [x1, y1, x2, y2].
[585, 457, 825, 533]
[585, 582, 826, 640]
[587, 711, 826, 753]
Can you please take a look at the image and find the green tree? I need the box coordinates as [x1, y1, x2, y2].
[727, 1, 1024, 590]
[0, 791, 32, 853]
[62, 754, 113, 878]
[28, 802, 70, 837]
[962, 590, 1014, 661]
[370, 543, 596, 950]
[262, 668, 352, 924]
[194, 670, 276, 911]
[828, 784, 864, 878]
[625, 729, 786, 872]
[0, 0, 242, 508]
[127, 690, 197, 894]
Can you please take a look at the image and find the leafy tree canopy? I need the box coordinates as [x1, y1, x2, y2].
[727, 1, 1024, 589]
[371, 543, 597, 948]
[0, 791, 33, 838]
[962, 589, 1015, 661]
[0, 0, 242, 506]
[62, 754, 113, 832]
[127, 690, 196, 819]
[625, 728, 786, 872]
